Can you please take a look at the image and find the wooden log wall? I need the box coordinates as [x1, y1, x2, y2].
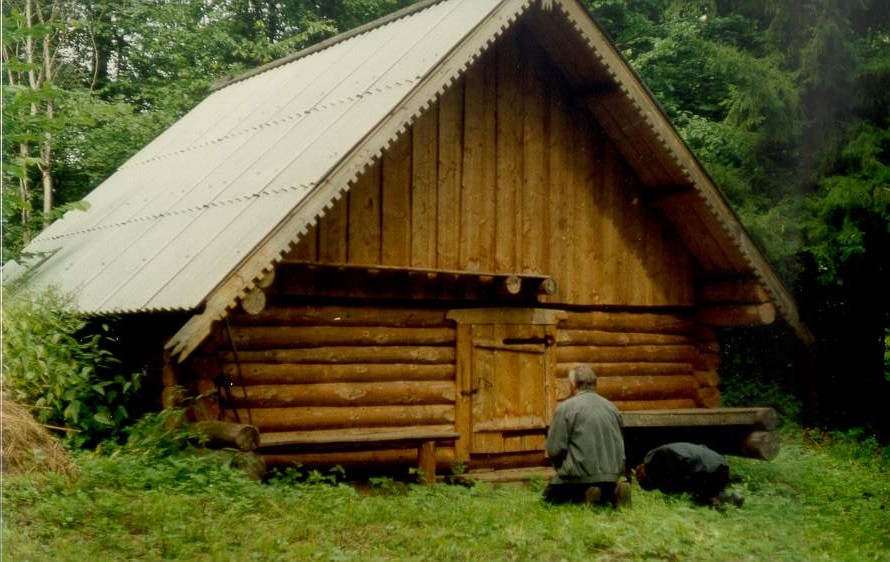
[187, 305, 459, 467]
[283, 25, 695, 308]
[174, 305, 725, 471]
[555, 311, 722, 410]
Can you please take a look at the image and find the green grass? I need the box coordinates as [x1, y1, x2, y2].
[3, 430, 889, 561]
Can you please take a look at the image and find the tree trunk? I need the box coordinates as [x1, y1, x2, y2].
[40, 30, 54, 225]
[18, 143, 33, 243]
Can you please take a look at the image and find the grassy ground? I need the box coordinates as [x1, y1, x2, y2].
[3, 429, 888, 561]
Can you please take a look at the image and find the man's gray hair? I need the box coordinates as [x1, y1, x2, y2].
[569, 364, 598, 391]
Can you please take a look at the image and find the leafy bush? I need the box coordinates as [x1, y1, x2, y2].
[108, 407, 204, 460]
[1, 287, 144, 447]
[83, 416, 252, 495]
[721, 372, 802, 424]
[717, 326, 805, 424]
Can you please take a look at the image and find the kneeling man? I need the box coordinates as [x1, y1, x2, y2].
[636, 442, 744, 508]
[543, 364, 630, 507]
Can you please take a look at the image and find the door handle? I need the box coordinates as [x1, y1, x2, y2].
[502, 335, 555, 346]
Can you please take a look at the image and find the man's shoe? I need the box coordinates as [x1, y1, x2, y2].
[615, 481, 632, 508]
[584, 486, 602, 506]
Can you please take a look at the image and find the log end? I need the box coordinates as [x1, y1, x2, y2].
[742, 431, 780, 460]
[538, 278, 558, 296]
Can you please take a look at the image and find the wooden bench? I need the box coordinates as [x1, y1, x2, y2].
[257, 427, 460, 484]
[622, 407, 780, 462]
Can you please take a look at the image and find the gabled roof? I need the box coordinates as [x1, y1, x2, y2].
[8, 0, 809, 358]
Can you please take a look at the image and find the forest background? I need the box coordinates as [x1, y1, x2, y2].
[2, 0, 888, 436]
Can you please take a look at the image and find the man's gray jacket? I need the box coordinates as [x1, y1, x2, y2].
[545, 390, 625, 484]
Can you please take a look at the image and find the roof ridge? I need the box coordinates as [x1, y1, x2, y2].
[210, 0, 453, 92]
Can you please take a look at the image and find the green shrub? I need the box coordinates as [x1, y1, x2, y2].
[717, 326, 805, 424]
[720, 373, 802, 423]
[1, 287, 143, 447]
[109, 407, 204, 459]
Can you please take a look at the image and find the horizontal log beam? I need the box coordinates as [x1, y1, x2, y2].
[221, 346, 455, 364]
[563, 312, 695, 334]
[229, 405, 455, 432]
[698, 303, 776, 327]
[279, 260, 554, 283]
[228, 326, 455, 349]
[261, 446, 455, 469]
[558, 344, 698, 364]
[621, 407, 778, 431]
[556, 362, 694, 377]
[228, 306, 448, 327]
[556, 330, 694, 346]
[230, 381, 456, 408]
[193, 421, 259, 452]
[614, 399, 698, 411]
[556, 375, 699, 402]
[258, 425, 458, 448]
[221, 363, 455, 384]
[625, 428, 781, 462]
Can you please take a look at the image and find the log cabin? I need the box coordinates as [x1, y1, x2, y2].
[7, 0, 811, 479]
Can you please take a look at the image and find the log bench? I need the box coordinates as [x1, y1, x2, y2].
[621, 407, 781, 463]
[256, 427, 460, 484]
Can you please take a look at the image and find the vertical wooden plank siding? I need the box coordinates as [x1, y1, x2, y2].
[585, 125, 605, 303]
[460, 54, 485, 271]
[294, 32, 694, 307]
[598, 139, 621, 303]
[382, 130, 413, 267]
[570, 115, 595, 302]
[521, 52, 549, 274]
[410, 108, 438, 268]
[621, 155, 649, 305]
[459, 50, 497, 272]
[348, 160, 382, 264]
[436, 82, 463, 269]
[478, 52, 498, 272]
[494, 35, 523, 272]
[547, 92, 572, 301]
[317, 193, 348, 263]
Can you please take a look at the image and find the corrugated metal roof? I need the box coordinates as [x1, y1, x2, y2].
[18, 0, 510, 314]
[10, 0, 809, 357]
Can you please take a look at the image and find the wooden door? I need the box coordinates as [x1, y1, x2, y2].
[448, 309, 565, 461]
[469, 323, 552, 454]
